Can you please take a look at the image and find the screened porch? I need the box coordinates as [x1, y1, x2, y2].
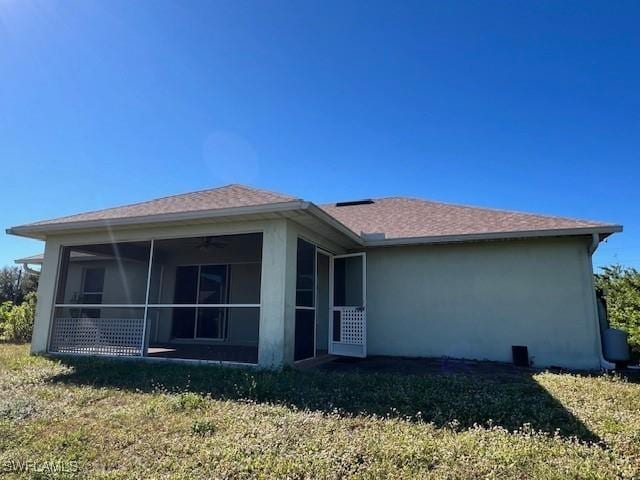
[49, 233, 262, 364]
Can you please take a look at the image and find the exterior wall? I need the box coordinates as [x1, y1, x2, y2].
[30, 215, 601, 370]
[365, 236, 602, 369]
[29, 219, 300, 368]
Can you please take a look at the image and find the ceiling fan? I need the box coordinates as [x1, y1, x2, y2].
[196, 237, 227, 251]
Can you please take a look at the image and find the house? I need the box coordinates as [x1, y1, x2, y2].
[8, 184, 622, 369]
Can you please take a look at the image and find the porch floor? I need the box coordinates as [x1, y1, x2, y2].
[147, 343, 258, 364]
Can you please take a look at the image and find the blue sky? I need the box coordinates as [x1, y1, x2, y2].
[1, 0, 638, 269]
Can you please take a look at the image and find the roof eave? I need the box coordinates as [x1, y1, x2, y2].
[6, 200, 309, 240]
[363, 225, 623, 247]
[306, 204, 364, 246]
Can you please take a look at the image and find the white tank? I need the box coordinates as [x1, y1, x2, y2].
[603, 328, 630, 362]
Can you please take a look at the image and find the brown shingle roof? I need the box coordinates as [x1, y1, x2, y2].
[320, 197, 616, 240]
[9, 184, 620, 242]
[25, 184, 298, 227]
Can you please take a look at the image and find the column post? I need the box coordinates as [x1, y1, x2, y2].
[258, 220, 297, 368]
[31, 239, 62, 354]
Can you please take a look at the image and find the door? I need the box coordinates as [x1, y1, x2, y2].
[330, 253, 366, 357]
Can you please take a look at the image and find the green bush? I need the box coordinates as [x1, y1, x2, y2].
[0, 292, 36, 342]
[595, 265, 640, 356]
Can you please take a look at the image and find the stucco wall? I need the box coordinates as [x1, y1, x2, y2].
[365, 236, 601, 369]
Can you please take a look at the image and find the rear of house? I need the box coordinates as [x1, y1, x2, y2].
[9, 184, 622, 370]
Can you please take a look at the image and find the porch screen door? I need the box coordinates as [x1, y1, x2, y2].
[330, 253, 366, 357]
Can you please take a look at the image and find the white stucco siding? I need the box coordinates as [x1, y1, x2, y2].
[365, 236, 601, 369]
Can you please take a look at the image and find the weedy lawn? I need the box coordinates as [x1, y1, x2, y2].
[1, 343, 639, 479]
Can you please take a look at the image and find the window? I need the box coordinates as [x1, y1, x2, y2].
[81, 268, 105, 304]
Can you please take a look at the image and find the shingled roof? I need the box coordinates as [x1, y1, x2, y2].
[24, 184, 298, 227]
[8, 184, 621, 244]
[320, 197, 617, 242]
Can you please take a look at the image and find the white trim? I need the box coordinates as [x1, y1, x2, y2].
[363, 226, 623, 247]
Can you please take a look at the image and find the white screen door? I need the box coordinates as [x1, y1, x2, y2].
[330, 253, 366, 357]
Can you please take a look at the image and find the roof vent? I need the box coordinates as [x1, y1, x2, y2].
[361, 232, 385, 241]
[335, 199, 374, 207]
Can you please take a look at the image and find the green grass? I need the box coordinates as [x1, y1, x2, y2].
[1, 344, 639, 479]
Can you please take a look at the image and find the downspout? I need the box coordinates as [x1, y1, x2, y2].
[22, 263, 42, 276]
[589, 233, 616, 370]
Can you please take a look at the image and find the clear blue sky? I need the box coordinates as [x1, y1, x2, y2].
[1, 1, 638, 270]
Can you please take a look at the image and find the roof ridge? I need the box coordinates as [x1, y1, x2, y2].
[228, 183, 299, 200]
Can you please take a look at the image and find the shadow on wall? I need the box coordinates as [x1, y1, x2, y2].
[48, 355, 602, 443]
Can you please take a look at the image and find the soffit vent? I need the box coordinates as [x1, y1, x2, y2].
[335, 199, 375, 207]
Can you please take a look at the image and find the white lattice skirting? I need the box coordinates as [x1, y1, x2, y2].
[49, 317, 144, 356]
[339, 308, 365, 345]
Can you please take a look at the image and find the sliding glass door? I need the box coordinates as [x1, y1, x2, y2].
[171, 264, 229, 340]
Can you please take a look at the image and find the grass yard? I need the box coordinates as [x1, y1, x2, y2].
[1, 344, 639, 479]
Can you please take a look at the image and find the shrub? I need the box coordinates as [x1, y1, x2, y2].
[191, 419, 216, 436]
[595, 265, 640, 356]
[0, 292, 36, 342]
[170, 392, 207, 411]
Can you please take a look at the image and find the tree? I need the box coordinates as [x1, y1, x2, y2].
[0, 266, 38, 305]
[595, 265, 640, 356]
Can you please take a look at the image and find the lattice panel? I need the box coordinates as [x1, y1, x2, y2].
[49, 317, 144, 356]
[339, 308, 365, 345]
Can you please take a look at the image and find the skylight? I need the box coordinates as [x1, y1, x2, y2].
[335, 199, 375, 207]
